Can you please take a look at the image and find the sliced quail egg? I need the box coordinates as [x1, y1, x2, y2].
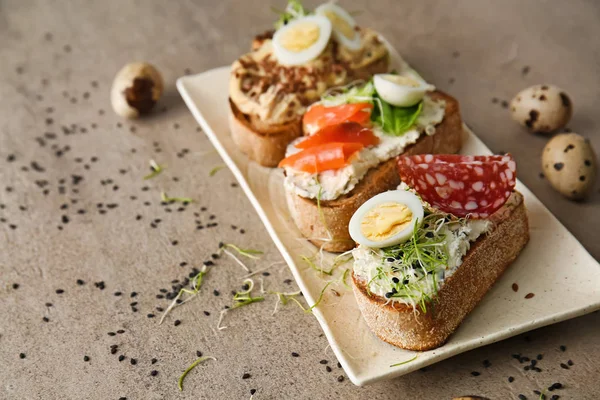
[374, 71, 435, 107]
[272, 15, 332, 66]
[349, 190, 424, 248]
[315, 3, 361, 51]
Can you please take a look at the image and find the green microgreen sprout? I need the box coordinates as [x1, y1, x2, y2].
[208, 164, 226, 177]
[178, 356, 216, 391]
[269, 290, 302, 315]
[364, 212, 454, 313]
[316, 184, 333, 241]
[342, 268, 351, 289]
[219, 243, 263, 274]
[232, 279, 265, 309]
[220, 243, 263, 259]
[143, 159, 164, 180]
[301, 255, 333, 276]
[273, 0, 308, 29]
[389, 354, 418, 367]
[160, 191, 193, 203]
[159, 265, 208, 324]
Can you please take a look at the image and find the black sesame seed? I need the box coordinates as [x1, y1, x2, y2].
[337, 362, 342, 368]
[117, 329, 125, 334]
[108, 332, 116, 336]
[114, 292, 122, 296]
[567, 359, 573, 366]
[471, 371, 480, 376]
[203, 311, 210, 316]
[45, 302, 53, 307]
[19, 353, 26, 359]
[242, 373, 251, 379]
[262, 272, 271, 276]
[43, 317, 49, 322]
[56, 289, 64, 294]
[320, 360, 328, 364]
[483, 359, 491, 368]
[150, 370, 158, 376]
[326, 366, 332, 372]
[508, 376, 514, 383]
[174, 320, 181, 326]
[83, 355, 90, 362]
[12, 283, 20, 289]
[130, 358, 137, 365]
[559, 345, 566, 352]
[118, 355, 125, 362]
[213, 289, 220, 296]
[151, 358, 157, 364]
[130, 292, 137, 297]
[147, 314, 155, 318]
[250, 389, 256, 395]
[196, 350, 203, 357]
[518, 395, 527, 400]
[537, 354, 543, 360]
[550, 396, 559, 400]
[111, 347, 118, 355]
[291, 352, 299, 357]
[76, 279, 85, 285]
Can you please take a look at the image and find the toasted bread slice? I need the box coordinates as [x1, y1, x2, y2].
[228, 55, 390, 168]
[285, 90, 463, 252]
[352, 191, 529, 351]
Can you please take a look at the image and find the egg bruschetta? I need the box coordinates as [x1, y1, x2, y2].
[350, 154, 529, 350]
[280, 71, 463, 252]
[229, 1, 390, 167]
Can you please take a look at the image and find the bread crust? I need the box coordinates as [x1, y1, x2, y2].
[228, 56, 390, 167]
[352, 192, 529, 351]
[229, 99, 302, 168]
[286, 90, 463, 252]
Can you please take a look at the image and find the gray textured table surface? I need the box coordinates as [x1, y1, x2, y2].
[1, 0, 599, 399]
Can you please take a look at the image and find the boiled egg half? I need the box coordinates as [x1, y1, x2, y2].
[374, 71, 435, 107]
[272, 15, 332, 66]
[349, 190, 424, 248]
[315, 3, 361, 51]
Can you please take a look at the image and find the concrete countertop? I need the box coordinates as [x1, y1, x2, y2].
[0, 0, 598, 399]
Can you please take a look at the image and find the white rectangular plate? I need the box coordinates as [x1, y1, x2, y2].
[177, 44, 600, 386]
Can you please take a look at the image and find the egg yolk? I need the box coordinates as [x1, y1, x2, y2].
[280, 22, 321, 52]
[361, 202, 413, 242]
[322, 10, 354, 39]
[384, 75, 420, 88]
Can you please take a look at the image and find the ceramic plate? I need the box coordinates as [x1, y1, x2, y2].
[177, 41, 600, 386]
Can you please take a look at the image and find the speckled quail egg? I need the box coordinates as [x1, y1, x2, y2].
[110, 62, 163, 119]
[510, 84, 572, 134]
[542, 133, 597, 200]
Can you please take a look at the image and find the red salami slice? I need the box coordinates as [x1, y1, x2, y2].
[396, 154, 517, 218]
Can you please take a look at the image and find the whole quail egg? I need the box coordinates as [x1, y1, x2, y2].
[510, 84, 573, 134]
[110, 62, 163, 119]
[542, 133, 597, 200]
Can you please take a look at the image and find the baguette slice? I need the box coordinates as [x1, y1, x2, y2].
[352, 191, 529, 351]
[285, 90, 463, 252]
[229, 55, 390, 168]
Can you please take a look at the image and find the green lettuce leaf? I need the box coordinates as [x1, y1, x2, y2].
[371, 95, 423, 136]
